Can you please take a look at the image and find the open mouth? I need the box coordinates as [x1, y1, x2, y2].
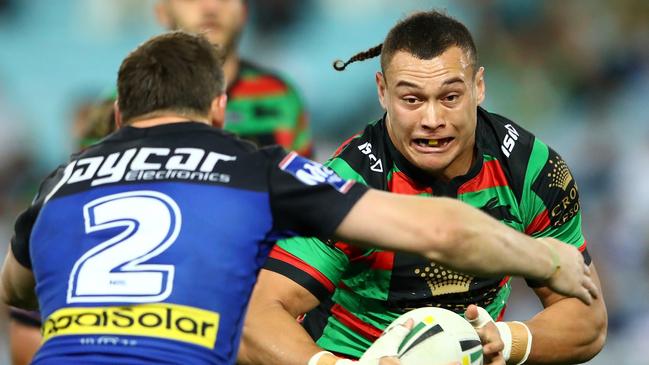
[413, 137, 454, 148]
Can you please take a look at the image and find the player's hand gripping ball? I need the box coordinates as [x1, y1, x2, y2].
[367, 307, 483, 365]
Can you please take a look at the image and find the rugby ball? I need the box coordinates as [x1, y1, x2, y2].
[387, 307, 483, 365]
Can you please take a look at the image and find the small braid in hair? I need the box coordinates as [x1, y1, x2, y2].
[332, 43, 383, 71]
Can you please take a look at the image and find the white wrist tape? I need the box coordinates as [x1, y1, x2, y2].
[495, 321, 532, 365]
[467, 306, 531, 365]
[494, 321, 513, 361]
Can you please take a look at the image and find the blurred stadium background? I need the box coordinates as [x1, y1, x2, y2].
[0, 0, 647, 364]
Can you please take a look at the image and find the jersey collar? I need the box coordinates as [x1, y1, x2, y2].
[107, 121, 230, 141]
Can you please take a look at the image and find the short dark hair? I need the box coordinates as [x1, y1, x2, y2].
[333, 11, 478, 74]
[117, 31, 224, 123]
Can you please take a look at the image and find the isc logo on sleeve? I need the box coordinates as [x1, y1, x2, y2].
[279, 152, 355, 193]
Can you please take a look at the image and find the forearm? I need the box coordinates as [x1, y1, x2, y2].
[425, 198, 555, 280]
[525, 302, 606, 363]
[238, 304, 324, 365]
[239, 270, 327, 365]
[337, 193, 556, 280]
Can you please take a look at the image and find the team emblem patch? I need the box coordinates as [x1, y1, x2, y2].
[279, 152, 355, 193]
[532, 149, 580, 228]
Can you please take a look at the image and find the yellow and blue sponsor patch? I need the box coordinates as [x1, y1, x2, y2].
[42, 303, 220, 349]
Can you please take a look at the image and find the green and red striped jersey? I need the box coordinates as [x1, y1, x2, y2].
[225, 60, 312, 157]
[265, 107, 590, 358]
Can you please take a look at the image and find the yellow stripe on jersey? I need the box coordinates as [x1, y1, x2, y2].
[42, 303, 220, 349]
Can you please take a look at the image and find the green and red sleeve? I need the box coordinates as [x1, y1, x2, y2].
[521, 139, 590, 285]
[266, 237, 351, 301]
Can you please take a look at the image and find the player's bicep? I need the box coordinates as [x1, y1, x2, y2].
[1, 247, 37, 310]
[334, 190, 397, 246]
[266, 148, 368, 238]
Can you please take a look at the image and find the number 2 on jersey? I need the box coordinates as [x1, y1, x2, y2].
[67, 191, 182, 303]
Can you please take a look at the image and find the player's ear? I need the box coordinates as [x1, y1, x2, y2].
[113, 100, 123, 129]
[475, 66, 486, 105]
[154, 1, 172, 29]
[209, 94, 228, 129]
[376, 72, 387, 110]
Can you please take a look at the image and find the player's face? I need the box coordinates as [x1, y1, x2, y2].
[377, 47, 485, 180]
[156, 0, 246, 52]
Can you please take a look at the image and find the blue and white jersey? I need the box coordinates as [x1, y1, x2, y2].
[11, 122, 367, 364]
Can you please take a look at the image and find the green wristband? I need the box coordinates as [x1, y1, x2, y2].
[540, 240, 561, 280]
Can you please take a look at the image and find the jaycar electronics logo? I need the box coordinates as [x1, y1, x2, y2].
[279, 152, 355, 193]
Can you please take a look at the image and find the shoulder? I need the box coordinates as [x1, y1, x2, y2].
[475, 108, 541, 199]
[326, 119, 387, 185]
[477, 107, 538, 159]
[331, 118, 385, 159]
[477, 109, 563, 174]
[479, 113, 567, 193]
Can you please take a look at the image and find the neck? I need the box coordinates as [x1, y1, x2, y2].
[223, 51, 240, 90]
[127, 115, 209, 129]
[439, 142, 476, 181]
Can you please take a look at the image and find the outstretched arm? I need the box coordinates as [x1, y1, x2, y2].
[336, 190, 597, 304]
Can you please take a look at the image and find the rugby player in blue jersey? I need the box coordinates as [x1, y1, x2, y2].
[1, 31, 597, 365]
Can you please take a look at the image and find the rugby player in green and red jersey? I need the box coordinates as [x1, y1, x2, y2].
[240, 11, 607, 365]
[155, 0, 312, 157]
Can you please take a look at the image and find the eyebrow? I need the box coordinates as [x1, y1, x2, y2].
[441, 77, 464, 86]
[394, 80, 422, 89]
[394, 77, 465, 89]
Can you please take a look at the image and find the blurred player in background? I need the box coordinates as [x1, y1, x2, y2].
[71, 99, 116, 148]
[241, 10, 607, 365]
[155, 0, 313, 157]
[0, 31, 597, 365]
[69, 0, 314, 157]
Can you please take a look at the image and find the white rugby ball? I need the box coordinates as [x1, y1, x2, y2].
[386, 307, 483, 365]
